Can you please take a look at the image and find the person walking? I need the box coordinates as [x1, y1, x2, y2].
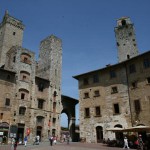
[67, 134, 70, 145]
[36, 135, 40, 145]
[14, 138, 17, 150]
[24, 136, 27, 147]
[123, 137, 129, 149]
[137, 135, 144, 150]
[49, 135, 53, 146]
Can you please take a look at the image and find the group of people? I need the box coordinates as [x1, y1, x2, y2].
[49, 134, 70, 146]
[11, 135, 40, 150]
[123, 134, 146, 150]
[49, 135, 57, 146]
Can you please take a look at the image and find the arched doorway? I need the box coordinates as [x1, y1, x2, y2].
[36, 126, 42, 140]
[114, 124, 123, 140]
[36, 116, 44, 141]
[96, 126, 103, 143]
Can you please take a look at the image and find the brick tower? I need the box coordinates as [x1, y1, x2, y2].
[0, 11, 24, 67]
[114, 17, 139, 62]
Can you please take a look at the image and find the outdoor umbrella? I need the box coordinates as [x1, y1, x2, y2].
[106, 127, 123, 132]
[123, 125, 150, 132]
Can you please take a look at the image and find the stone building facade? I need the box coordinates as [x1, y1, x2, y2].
[0, 11, 63, 143]
[73, 17, 150, 143]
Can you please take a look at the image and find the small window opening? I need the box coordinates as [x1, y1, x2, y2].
[0, 113, 3, 119]
[13, 56, 16, 63]
[23, 75, 26, 80]
[95, 106, 101, 116]
[127, 55, 130, 59]
[21, 93, 25, 99]
[117, 42, 120, 46]
[121, 20, 126, 26]
[53, 91, 57, 97]
[84, 92, 89, 98]
[13, 32, 16, 35]
[85, 108, 90, 117]
[5, 98, 10, 106]
[114, 103, 120, 114]
[24, 57, 28, 63]
[111, 87, 118, 94]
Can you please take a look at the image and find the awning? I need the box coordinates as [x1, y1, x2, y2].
[107, 125, 150, 132]
[106, 127, 123, 132]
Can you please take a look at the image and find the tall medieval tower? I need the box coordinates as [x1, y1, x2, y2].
[0, 11, 24, 67]
[114, 17, 139, 62]
[37, 35, 62, 136]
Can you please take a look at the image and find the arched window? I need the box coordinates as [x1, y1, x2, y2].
[20, 71, 30, 82]
[20, 53, 31, 64]
[19, 89, 29, 100]
[53, 91, 57, 97]
[121, 20, 126, 26]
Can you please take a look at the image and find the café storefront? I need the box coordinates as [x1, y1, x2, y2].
[0, 122, 9, 144]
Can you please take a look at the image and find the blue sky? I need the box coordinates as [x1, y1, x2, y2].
[1, 0, 150, 127]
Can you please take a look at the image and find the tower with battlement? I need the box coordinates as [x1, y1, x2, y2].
[0, 11, 24, 67]
[114, 17, 139, 62]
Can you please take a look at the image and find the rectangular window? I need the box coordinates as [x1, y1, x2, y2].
[114, 103, 120, 114]
[143, 58, 150, 68]
[38, 83, 44, 92]
[53, 118, 56, 125]
[111, 86, 118, 94]
[129, 64, 136, 74]
[94, 90, 100, 97]
[38, 100, 44, 109]
[0, 113, 3, 120]
[13, 56, 16, 63]
[5, 98, 10, 106]
[134, 100, 141, 113]
[84, 92, 89, 99]
[85, 108, 90, 117]
[110, 70, 116, 78]
[95, 106, 101, 116]
[83, 78, 89, 85]
[93, 74, 99, 83]
[21, 93, 25, 99]
[19, 107, 26, 115]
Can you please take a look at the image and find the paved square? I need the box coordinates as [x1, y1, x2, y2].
[0, 142, 136, 150]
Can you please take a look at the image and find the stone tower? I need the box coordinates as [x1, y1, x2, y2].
[37, 35, 62, 136]
[114, 17, 139, 62]
[0, 11, 24, 67]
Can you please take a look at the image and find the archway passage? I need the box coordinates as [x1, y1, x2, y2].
[96, 126, 103, 143]
[61, 95, 78, 142]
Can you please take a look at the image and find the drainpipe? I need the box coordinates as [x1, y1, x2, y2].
[124, 62, 133, 127]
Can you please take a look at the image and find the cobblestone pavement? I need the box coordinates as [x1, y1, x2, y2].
[0, 142, 136, 150]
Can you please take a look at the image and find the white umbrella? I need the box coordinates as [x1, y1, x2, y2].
[123, 125, 150, 132]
